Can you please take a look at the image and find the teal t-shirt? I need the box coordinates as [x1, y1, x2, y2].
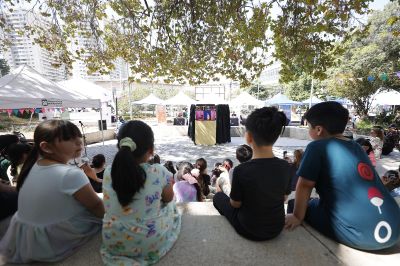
[0, 158, 11, 181]
[297, 138, 400, 250]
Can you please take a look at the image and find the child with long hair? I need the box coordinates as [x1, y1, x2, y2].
[195, 158, 210, 196]
[6, 143, 32, 185]
[101, 120, 181, 265]
[173, 162, 203, 202]
[356, 138, 376, 167]
[0, 120, 104, 263]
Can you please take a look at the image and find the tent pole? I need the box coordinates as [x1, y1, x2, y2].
[100, 106, 105, 146]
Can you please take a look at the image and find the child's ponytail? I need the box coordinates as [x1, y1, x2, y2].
[111, 121, 155, 207]
[111, 144, 146, 207]
[17, 145, 39, 191]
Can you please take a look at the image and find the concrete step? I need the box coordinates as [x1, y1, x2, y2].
[2, 202, 399, 266]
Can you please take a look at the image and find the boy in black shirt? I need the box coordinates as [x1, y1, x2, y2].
[213, 107, 291, 241]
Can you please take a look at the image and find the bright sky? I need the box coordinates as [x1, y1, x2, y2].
[370, 0, 391, 10]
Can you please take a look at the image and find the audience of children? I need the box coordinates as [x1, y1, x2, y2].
[285, 101, 400, 251]
[381, 170, 400, 206]
[101, 120, 181, 265]
[6, 143, 32, 185]
[0, 120, 104, 263]
[356, 138, 376, 167]
[173, 162, 203, 202]
[213, 107, 292, 241]
[370, 126, 384, 160]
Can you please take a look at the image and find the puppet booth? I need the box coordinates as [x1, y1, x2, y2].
[188, 104, 231, 145]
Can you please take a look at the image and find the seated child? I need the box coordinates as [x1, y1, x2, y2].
[381, 170, 400, 206]
[229, 144, 253, 183]
[6, 143, 32, 185]
[285, 102, 400, 251]
[195, 158, 211, 196]
[101, 120, 181, 265]
[356, 137, 376, 167]
[89, 154, 106, 193]
[211, 162, 222, 186]
[213, 107, 292, 241]
[216, 159, 234, 196]
[0, 120, 104, 263]
[173, 162, 203, 202]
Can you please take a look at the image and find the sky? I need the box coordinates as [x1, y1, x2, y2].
[370, 0, 391, 10]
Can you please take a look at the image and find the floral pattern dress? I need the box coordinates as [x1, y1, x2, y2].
[101, 163, 181, 265]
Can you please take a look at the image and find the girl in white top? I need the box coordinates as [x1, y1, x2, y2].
[369, 127, 384, 159]
[0, 120, 104, 263]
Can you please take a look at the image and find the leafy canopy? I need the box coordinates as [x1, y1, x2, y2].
[1, 0, 372, 85]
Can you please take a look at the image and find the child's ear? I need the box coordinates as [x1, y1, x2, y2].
[245, 131, 253, 145]
[39, 141, 53, 154]
[315, 126, 324, 136]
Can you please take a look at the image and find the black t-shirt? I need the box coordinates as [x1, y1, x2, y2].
[230, 157, 291, 238]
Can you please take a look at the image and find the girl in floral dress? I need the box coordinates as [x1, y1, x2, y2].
[101, 120, 181, 265]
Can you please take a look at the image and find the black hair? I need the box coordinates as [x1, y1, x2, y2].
[7, 143, 32, 178]
[304, 101, 349, 135]
[0, 134, 19, 156]
[148, 153, 161, 164]
[195, 158, 210, 196]
[91, 154, 106, 168]
[245, 107, 287, 146]
[214, 162, 222, 168]
[176, 162, 202, 201]
[383, 170, 400, 191]
[223, 159, 233, 169]
[163, 161, 176, 175]
[111, 120, 154, 207]
[356, 138, 373, 155]
[236, 144, 253, 163]
[17, 120, 82, 191]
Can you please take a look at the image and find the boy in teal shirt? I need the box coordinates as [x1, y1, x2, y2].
[285, 102, 400, 250]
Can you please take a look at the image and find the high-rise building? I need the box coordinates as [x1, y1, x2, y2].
[0, 8, 67, 81]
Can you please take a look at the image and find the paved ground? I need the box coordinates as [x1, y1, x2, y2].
[86, 125, 399, 177]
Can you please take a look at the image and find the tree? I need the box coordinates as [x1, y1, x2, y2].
[282, 73, 327, 101]
[0, 59, 10, 77]
[247, 84, 279, 100]
[0, 0, 374, 86]
[326, 2, 400, 117]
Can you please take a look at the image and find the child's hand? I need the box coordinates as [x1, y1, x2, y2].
[285, 214, 302, 231]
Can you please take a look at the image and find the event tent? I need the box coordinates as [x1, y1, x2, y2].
[133, 93, 164, 105]
[230, 91, 264, 106]
[371, 89, 400, 106]
[0, 65, 101, 109]
[265, 93, 301, 105]
[301, 96, 323, 105]
[164, 91, 196, 105]
[58, 78, 113, 104]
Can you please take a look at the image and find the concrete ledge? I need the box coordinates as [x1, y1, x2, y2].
[3, 202, 398, 266]
[84, 129, 115, 145]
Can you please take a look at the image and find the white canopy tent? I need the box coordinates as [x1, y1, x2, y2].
[301, 96, 323, 105]
[57, 78, 113, 104]
[230, 91, 264, 106]
[133, 93, 164, 105]
[265, 93, 301, 105]
[371, 89, 400, 106]
[0, 65, 105, 144]
[0, 65, 101, 109]
[164, 91, 196, 105]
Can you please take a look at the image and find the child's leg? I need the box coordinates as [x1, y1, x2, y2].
[304, 198, 337, 240]
[213, 192, 266, 241]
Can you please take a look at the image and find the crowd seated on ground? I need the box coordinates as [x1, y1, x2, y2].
[0, 104, 400, 264]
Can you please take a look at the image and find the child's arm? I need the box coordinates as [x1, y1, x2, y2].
[161, 184, 174, 203]
[285, 177, 315, 230]
[230, 199, 242, 208]
[73, 184, 105, 218]
[81, 163, 103, 183]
